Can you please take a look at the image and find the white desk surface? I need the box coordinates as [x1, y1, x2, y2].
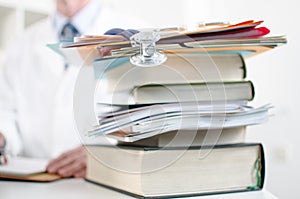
[0, 178, 277, 199]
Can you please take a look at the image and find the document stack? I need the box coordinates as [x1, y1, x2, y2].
[58, 20, 286, 198]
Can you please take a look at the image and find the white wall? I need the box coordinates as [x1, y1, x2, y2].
[101, 0, 186, 27]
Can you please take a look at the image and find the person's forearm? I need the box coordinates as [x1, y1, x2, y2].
[0, 121, 23, 156]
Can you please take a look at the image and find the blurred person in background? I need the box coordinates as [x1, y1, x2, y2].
[0, 0, 146, 177]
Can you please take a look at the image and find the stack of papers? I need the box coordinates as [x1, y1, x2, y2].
[55, 20, 286, 65]
[0, 157, 60, 182]
[89, 103, 272, 142]
[0, 157, 48, 176]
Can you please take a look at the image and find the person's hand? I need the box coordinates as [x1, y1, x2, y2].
[0, 132, 8, 165]
[46, 145, 87, 178]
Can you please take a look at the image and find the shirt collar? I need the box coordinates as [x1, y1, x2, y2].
[52, 0, 101, 38]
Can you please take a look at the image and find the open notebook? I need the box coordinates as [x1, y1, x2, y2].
[0, 157, 60, 182]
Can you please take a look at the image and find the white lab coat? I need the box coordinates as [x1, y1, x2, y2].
[0, 5, 148, 158]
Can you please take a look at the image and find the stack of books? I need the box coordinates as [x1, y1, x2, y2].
[58, 20, 286, 198]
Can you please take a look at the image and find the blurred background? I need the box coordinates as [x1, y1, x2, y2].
[0, 0, 298, 198]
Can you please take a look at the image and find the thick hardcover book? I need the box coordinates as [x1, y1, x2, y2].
[92, 53, 246, 96]
[133, 81, 254, 104]
[118, 127, 246, 147]
[85, 143, 265, 198]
